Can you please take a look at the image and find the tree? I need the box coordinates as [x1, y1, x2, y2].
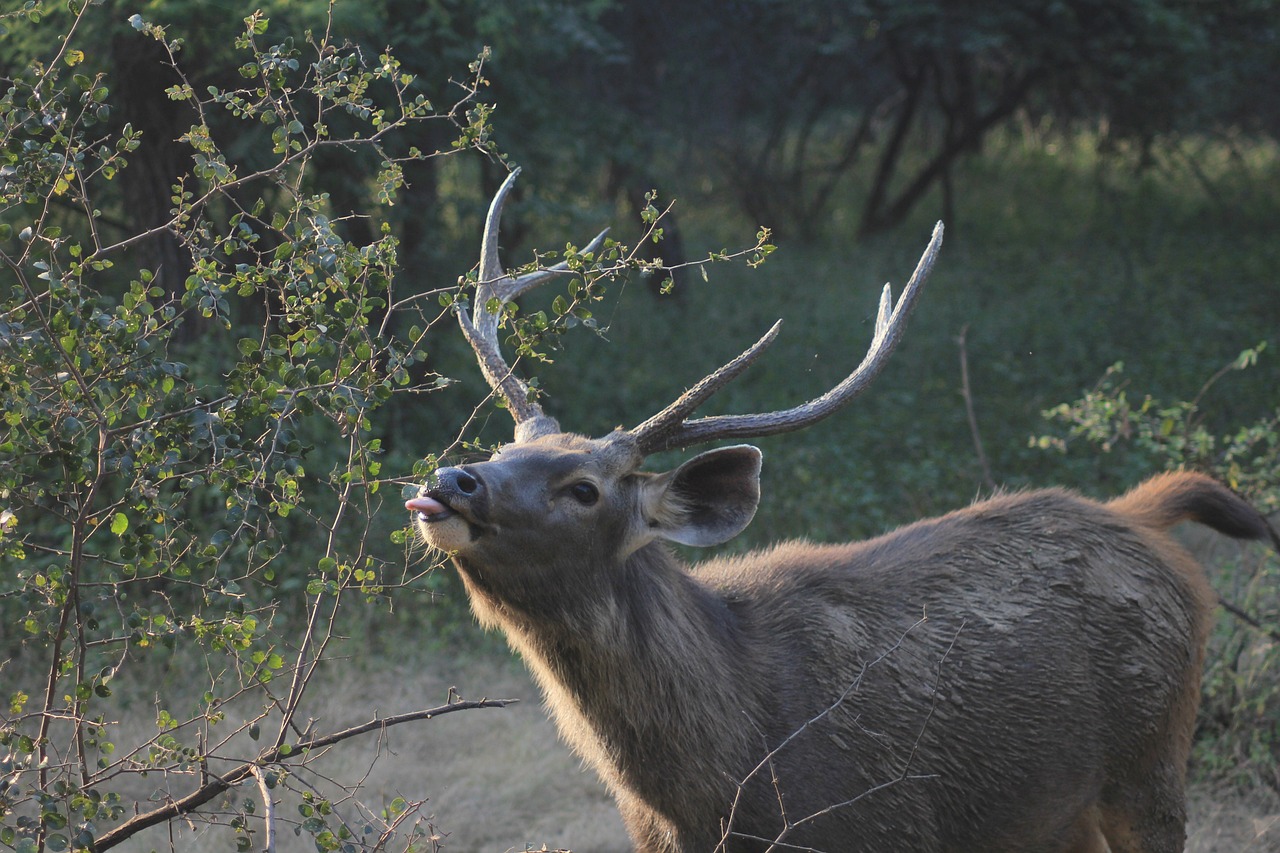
[0, 5, 513, 850]
[547, 0, 1280, 239]
[0, 6, 773, 849]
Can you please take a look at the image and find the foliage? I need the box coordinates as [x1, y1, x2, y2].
[1, 0, 1277, 846]
[0, 4, 491, 849]
[4, 0, 1276, 269]
[0, 3, 774, 848]
[1034, 343, 1279, 512]
[510, 0, 1280, 240]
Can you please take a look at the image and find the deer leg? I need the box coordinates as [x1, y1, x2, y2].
[1060, 805, 1110, 853]
[1099, 760, 1188, 853]
[616, 793, 685, 853]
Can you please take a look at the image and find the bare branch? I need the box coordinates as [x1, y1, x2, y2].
[956, 325, 995, 491]
[248, 765, 277, 853]
[90, 697, 516, 852]
[716, 616, 929, 852]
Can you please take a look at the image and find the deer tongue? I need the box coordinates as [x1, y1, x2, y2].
[405, 495, 456, 522]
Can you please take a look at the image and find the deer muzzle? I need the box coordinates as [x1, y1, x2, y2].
[406, 466, 488, 527]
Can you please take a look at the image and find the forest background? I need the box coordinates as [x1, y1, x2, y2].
[2, 1, 1279, 851]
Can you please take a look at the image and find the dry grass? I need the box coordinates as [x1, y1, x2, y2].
[1188, 782, 1280, 852]
[106, 651, 628, 853]
[313, 655, 630, 852]
[103, 645, 1280, 852]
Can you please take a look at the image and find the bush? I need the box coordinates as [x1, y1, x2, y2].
[0, 6, 515, 849]
[0, 7, 775, 848]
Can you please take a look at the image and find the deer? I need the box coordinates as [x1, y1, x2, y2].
[406, 168, 1276, 853]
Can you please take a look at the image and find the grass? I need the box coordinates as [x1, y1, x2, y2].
[380, 127, 1279, 618]
[97, 646, 1280, 852]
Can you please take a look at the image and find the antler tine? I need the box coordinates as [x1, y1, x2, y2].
[630, 221, 944, 455]
[477, 168, 520, 286]
[629, 321, 783, 449]
[491, 226, 612, 305]
[455, 168, 544, 427]
[458, 168, 607, 436]
[874, 282, 894, 339]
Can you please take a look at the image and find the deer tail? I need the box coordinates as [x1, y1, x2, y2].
[1108, 471, 1279, 550]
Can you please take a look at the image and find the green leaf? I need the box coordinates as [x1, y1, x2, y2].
[110, 513, 129, 536]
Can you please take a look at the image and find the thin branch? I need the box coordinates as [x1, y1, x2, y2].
[90, 697, 516, 852]
[956, 325, 995, 491]
[1219, 595, 1280, 644]
[716, 617, 928, 851]
[248, 766, 277, 853]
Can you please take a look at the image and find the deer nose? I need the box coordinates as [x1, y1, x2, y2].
[434, 466, 481, 496]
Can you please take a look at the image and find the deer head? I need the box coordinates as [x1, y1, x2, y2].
[408, 169, 943, 613]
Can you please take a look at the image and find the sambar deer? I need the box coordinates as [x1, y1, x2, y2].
[407, 169, 1274, 853]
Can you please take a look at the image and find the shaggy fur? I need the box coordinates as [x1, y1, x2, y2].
[412, 435, 1271, 853]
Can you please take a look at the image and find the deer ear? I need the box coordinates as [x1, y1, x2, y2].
[645, 445, 762, 547]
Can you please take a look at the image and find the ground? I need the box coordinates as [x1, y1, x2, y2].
[305, 653, 1280, 852]
[114, 650, 1280, 852]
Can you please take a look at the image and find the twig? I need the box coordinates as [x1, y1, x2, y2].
[716, 616, 928, 851]
[956, 325, 995, 491]
[248, 765, 276, 853]
[759, 623, 962, 851]
[1219, 595, 1280, 645]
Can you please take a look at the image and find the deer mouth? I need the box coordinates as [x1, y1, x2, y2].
[407, 490, 491, 548]
[406, 493, 459, 523]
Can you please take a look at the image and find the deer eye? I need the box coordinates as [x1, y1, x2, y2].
[569, 482, 599, 505]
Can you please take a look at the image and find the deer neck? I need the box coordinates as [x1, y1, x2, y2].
[458, 541, 738, 671]
[460, 543, 754, 826]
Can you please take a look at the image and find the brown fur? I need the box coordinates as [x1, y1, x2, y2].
[412, 442, 1271, 853]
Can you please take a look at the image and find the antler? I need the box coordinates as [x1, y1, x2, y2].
[456, 167, 610, 441]
[627, 221, 944, 455]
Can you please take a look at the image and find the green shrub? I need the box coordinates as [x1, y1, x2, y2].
[0, 6, 507, 849]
